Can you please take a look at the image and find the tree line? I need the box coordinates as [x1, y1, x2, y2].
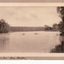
[9, 24, 59, 32]
[0, 19, 60, 33]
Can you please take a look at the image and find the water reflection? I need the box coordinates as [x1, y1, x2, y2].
[0, 32, 62, 53]
[0, 34, 10, 52]
[51, 35, 64, 53]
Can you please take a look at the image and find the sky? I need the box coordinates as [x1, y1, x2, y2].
[0, 6, 61, 27]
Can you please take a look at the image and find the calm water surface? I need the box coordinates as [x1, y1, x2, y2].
[0, 31, 61, 53]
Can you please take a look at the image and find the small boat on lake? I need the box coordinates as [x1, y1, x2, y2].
[22, 33, 25, 35]
[34, 33, 38, 35]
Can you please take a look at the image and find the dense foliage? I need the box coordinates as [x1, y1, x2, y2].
[0, 19, 10, 33]
[57, 7, 64, 35]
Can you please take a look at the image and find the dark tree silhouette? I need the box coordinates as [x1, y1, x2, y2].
[57, 7, 64, 35]
[50, 7, 64, 53]
[52, 23, 58, 31]
[0, 19, 10, 33]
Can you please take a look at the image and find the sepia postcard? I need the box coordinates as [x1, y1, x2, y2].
[0, 3, 64, 60]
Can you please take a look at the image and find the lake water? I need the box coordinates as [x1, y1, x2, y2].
[0, 31, 61, 53]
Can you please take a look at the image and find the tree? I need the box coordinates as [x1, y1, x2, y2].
[44, 25, 52, 30]
[0, 19, 10, 33]
[57, 7, 64, 35]
[52, 23, 58, 30]
[57, 7, 64, 21]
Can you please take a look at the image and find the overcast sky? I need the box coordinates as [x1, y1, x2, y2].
[0, 6, 61, 27]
